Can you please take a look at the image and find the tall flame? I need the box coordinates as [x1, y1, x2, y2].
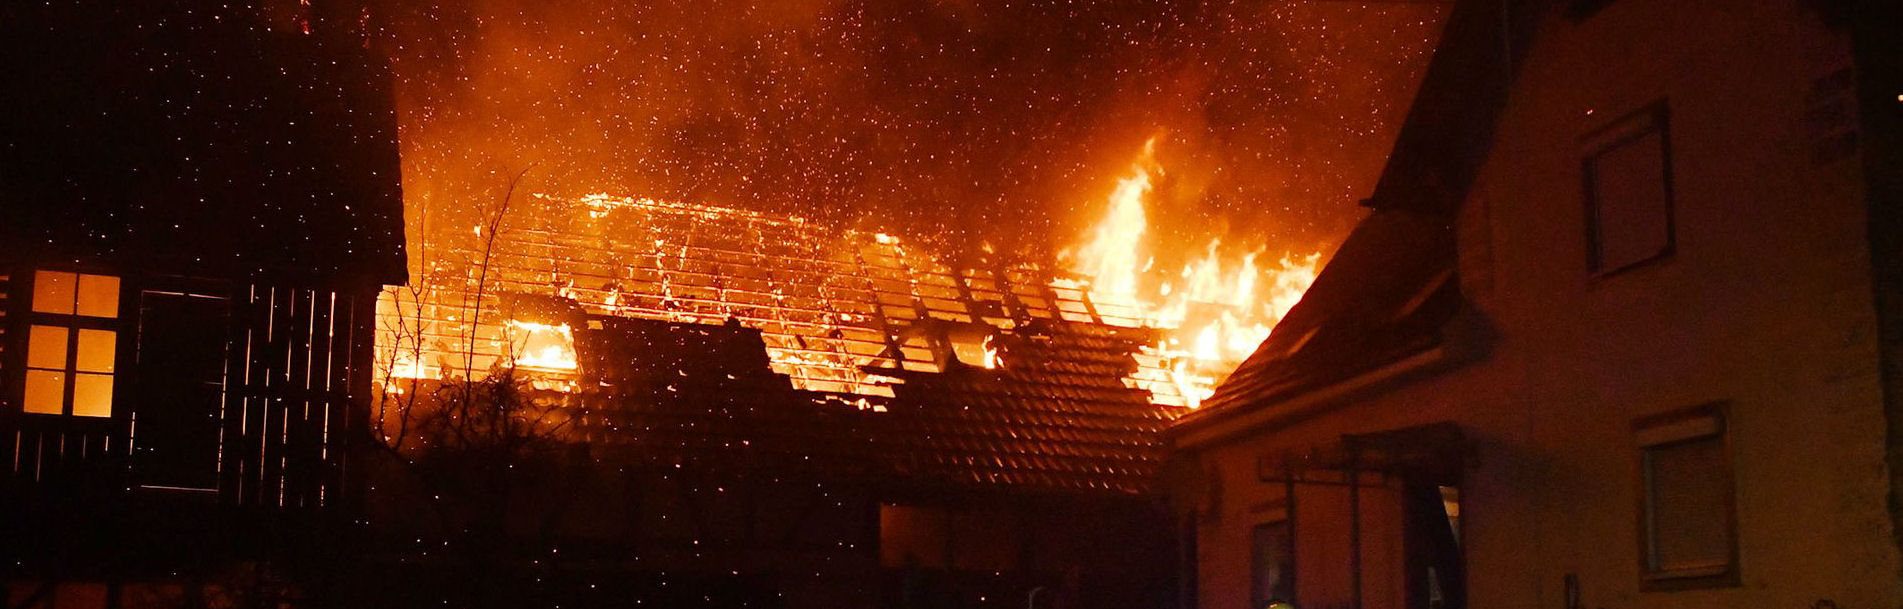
[1072, 138, 1158, 300]
[1063, 137, 1321, 407]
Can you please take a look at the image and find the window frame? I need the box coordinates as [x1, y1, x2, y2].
[1582, 101, 1676, 278]
[1632, 403, 1740, 592]
[17, 269, 127, 419]
[498, 292, 586, 377]
[1250, 515, 1296, 609]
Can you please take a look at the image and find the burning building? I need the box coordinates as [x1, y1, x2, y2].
[383, 139, 1318, 406]
[0, 0, 1435, 606]
[380, 189, 1194, 476]
[365, 157, 1317, 603]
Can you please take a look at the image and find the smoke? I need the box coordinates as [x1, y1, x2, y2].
[373, 0, 1443, 260]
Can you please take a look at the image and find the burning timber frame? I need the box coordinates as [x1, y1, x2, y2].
[385, 193, 1208, 408]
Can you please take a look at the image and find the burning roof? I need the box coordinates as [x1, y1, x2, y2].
[379, 186, 1323, 492]
[384, 191, 1256, 406]
[381, 129, 1345, 493]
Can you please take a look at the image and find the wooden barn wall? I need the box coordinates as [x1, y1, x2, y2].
[1, 277, 376, 513]
[219, 284, 375, 510]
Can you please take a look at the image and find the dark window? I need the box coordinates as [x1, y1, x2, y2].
[22, 270, 121, 417]
[1251, 520, 1294, 608]
[880, 504, 949, 568]
[1635, 405, 1738, 590]
[1565, 0, 1617, 21]
[878, 504, 1018, 571]
[1584, 104, 1674, 275]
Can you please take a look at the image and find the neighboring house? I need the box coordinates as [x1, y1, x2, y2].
[0, 0, 404, 596]
[371, 194, 1186, 607]
[1169, 1, 1903, 609]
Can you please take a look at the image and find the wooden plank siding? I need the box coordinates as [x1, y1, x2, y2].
[2, 276, 376, 515]
[225, 284, 368, 511]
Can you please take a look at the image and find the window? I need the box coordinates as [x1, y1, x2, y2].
[507, 319, 578, 371]
[1565, 0, 1617, 21]
[499, 293, 583, 375]
[880, 504, 949, 568]
[23, 270, 121, 417]
[1252, 520, 1294, 608]
[1635, 405, 1737, 590]
[1584, 104, 1674, 275]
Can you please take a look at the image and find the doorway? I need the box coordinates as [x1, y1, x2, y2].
[130, 289, 231, 491]
[1404, 482, 1464, 609]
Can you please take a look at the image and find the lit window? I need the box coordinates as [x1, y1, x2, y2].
[1636, 405, 1737, 590]
[23, 271, 120, 417]
[508, 320, 578, 371]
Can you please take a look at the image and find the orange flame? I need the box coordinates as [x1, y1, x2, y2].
[1071, 138, 1158, 301]
[507, 320, 579, 371]
[1063, 137, 1321, 407]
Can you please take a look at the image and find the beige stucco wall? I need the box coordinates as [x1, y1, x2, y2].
[1184, 1, 1901, 608]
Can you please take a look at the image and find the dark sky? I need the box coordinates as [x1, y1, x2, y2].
[378, 0, 1444, 262]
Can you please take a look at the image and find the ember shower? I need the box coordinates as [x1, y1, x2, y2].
[380, 0, 1442, 246]
[371, 0, 1445, 405]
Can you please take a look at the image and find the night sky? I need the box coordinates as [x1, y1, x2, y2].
[377, 0, 1445, 262]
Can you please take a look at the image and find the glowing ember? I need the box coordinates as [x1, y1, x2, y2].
[389, 350, 432, 380]
[1062, 137, 1322, 407]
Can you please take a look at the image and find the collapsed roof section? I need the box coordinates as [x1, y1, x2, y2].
[543, 315, 1173, 493]
[379, 194, 1195, 493]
